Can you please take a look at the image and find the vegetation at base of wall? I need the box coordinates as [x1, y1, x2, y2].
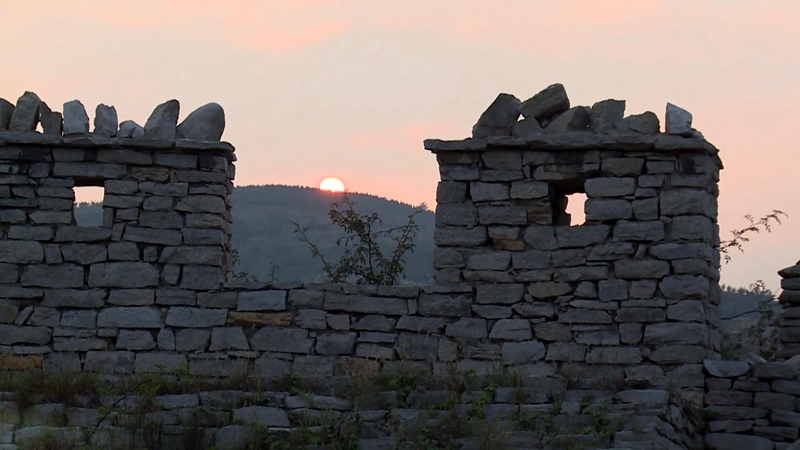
[1, 359, 701, 450]
[293, 192, 424, 286]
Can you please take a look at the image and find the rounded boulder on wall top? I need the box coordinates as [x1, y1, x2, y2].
[176, 102, 226, 142]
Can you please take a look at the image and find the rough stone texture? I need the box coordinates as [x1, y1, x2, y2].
[63, 100, 90, 135]
[472, 94, 521, 139]
[590, 99, 625, 133]
[8, 92, 41, 132]
[519, 83, 570, 120]
[144, 99, 180, 140]
[93, 104, 118, 137]
[666, 103, 693, 136]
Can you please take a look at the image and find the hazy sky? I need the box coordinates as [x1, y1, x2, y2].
[1, 1, 798, 291]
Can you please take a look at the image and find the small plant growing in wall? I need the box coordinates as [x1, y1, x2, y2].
[293, 192, 423, 285]
[719, 209, 787, 360]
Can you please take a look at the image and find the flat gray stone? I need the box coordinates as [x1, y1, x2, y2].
[89, 262, 159, 288]
[665, 102, 692, 136]
[316, 332, 357, 354]
[177, 102, 225, 141]
[165, 307, 226, 328]
[520, 83, 570, 120]
[93, 104, 118, 137]
[118, 120, 145, 138]
[98, 307, 163, 329]
[704, 360, 750, 378]
[0, 241, 44, 263]
[210, 327, 249, 351]
[63, 99, 90, 135]
[8, 91, 41, 132]
[250, 327, 313, 353]
[445, 318, 487, 339]
[0, 324, 51, 345]
[472, 93, 521, 138]
[20, 264, 84, 288]
[490, 319, 531, 340]
[144, 99, 180, 140]
[590, 99, 625, 133]
[324, 293, 407, 315]
[116, 329, 156, 350]
[175, 329, 210, 351]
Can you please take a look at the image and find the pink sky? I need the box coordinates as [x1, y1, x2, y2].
[1, 1, 798, 291]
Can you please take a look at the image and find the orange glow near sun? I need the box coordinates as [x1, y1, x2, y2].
[319, 177, 345, 192]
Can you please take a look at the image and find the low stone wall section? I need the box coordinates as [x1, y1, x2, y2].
[704, 359, 800, 449]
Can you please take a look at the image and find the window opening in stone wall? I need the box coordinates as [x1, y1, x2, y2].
[564, 193, 587, 226]
[73, 186, 105, 227]
[550, 178, 587, 227]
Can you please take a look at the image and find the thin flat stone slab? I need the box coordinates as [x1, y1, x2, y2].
[423, 138, 487, 152]
[423, 133, 715, 153]
[0, 132, 62, 146]
[704, 360, 750, 378]
[655, 134, 716, 153]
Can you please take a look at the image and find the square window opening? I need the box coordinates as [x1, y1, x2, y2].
[550, 179, 587, 227]
[73, 186, 105, 227]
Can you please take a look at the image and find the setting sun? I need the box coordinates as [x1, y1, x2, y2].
[319, 177, 345, 193]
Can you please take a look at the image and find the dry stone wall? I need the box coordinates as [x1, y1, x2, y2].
[425, 84, 724, 405]
[1, 85, 768, 448]
[703, 359, 800, 449]
[778, 262, 800, 359]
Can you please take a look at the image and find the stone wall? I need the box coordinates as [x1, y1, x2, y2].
[704, 359, 800, 449]
[425, 84, 724, 405]
[0, 85, 763, 448]
[778, 262, 800, 359]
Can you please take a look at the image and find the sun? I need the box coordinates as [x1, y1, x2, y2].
[319, 177, 345, 193]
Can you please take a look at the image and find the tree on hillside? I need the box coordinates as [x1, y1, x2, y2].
[719, 210, 787, 359]
[293, 192, 423, 285]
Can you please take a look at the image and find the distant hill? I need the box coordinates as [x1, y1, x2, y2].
[75, 185, 435, 284]
[75, 185, 773, 314]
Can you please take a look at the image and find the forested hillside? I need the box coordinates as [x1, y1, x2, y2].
[75, 185, 435, 284]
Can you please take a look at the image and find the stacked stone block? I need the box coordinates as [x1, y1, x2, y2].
[779, 262, 800, 358]
[704, 359, 800, 449]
